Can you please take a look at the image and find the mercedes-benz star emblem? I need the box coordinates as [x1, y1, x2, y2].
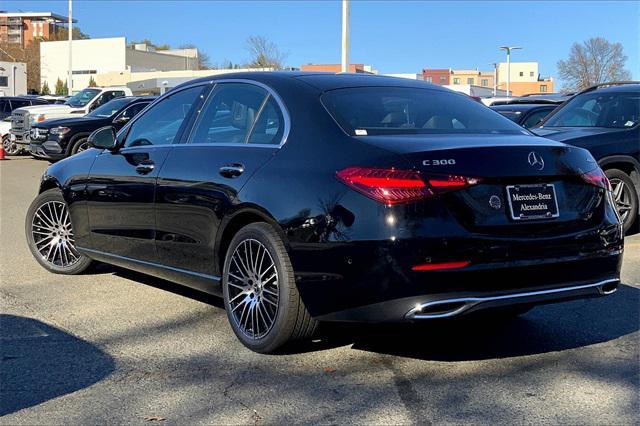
[527, 151, 545, 171]
[489, 195, 502, 210]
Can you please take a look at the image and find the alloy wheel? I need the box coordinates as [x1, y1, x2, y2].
[226, 238, 279, 339]
[610, 178, 633, 224]
[2, 135, 20, 155]
[30, 201, 81, 268]
[76, 140, 90, 153]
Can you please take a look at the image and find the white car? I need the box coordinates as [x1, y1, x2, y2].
[10, 86, 132, 150]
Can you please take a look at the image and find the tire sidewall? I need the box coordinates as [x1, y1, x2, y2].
[605, 168, 639, 234]
[222, 223, 295, 353]
[25, 188, 92, 275]
[70, 136, 89, 156]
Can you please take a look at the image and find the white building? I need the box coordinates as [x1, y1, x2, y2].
[497, 62, 539, 84]
[384, 73, 422, 80]
[444, 84, 508, 98]
[0, 61, 27, 96]
[40, 37, 199, 93]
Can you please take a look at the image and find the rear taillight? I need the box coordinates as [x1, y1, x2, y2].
[581, 168, 612, 191]
[336, 167, 481, 205]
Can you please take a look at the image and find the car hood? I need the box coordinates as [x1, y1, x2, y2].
[35, 116, 105, 128]
[14, 104, 85, 115]
[531, 126, 616, 142]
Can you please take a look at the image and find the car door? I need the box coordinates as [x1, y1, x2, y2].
[85, 84, 207, 262]
[155, 81, 287, 276]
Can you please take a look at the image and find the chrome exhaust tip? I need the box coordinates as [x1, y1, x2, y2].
[406, 299, 474, 319]
[598, 281, 619, 295]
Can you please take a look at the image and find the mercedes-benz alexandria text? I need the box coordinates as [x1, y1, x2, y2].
[26, 73, 624, 353]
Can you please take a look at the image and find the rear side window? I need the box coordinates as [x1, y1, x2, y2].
[543, 92, 639, 128]
[322, 87, 525, 136]
[188, 82, 283, 145]
[10, 100, 30, 109]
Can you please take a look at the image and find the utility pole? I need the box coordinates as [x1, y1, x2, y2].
[499, 46, 522, 96]
[341, 0, 349, 73]
[68, 0, 73, 95]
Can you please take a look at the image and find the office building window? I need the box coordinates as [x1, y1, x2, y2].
[540, 85, 548, 93]
[0, 76, 8, 87]
[453, 78, 460, 84]
[530, 71, 534, 77]
[467, 78, 474, 85]
[519, 71, 524, 77]
[425, 76, 432, 83]
[481, 79, 488, 87]
[440, 76, 446, 83]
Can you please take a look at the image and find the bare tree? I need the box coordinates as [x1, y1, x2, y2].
[246, 35, 287, 69]
[179, 44, 212, 70]
[557, 37, 632, 91]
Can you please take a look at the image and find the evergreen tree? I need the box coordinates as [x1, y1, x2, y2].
[54, 78, 65, 95]
[41, 81, 51, 95]
[63, 80, 69, 95]
[88, 76, 97, 87]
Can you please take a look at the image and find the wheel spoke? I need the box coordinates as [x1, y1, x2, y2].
[32, 201, 81, 268]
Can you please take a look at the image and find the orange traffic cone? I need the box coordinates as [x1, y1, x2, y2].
[0, 146, 5, 161]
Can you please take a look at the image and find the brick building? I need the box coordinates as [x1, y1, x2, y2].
[0, 12, 73, 48]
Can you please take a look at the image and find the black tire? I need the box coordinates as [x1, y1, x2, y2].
[25, 188, 93, 275]
[605, 168, 638, 234]
[222, 222, 317, 353]
[2, 134, 21, 155]
[70, 136, 90, 156]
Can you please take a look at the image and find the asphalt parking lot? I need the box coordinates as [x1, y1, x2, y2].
[1, 156, 639, 425]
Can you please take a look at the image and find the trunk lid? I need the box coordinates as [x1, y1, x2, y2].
[358, 134, 605, 234]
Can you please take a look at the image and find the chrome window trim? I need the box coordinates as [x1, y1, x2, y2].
[179, 78, 291, 149]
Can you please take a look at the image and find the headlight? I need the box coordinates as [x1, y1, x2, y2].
[29, 114, 46, 124]
[50, 127, 71, 136]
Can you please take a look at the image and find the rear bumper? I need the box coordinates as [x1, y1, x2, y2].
[314, 275, 620, 322]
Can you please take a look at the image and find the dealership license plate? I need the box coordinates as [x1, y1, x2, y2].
[506, 184, 559, 221]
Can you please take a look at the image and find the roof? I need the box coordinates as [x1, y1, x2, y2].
[580, 82, 640, 94]
[173, 71, 449, 93]
[490, 103, 558, 112]
[0, 12, 75, 23]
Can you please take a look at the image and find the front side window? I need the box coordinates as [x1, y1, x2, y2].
[189, 83, 277, 145]
[124, 86, 204, 147]
[542, 91, 639, 129]
[88, 97, 132, 118]
[118, 102, 150, 120]
[65, 88, 101, 108]
[322, 87, 525, 136]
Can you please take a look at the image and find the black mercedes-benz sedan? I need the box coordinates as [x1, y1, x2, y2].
[25, 72, 623, 353]
[28, 96, 155, 161]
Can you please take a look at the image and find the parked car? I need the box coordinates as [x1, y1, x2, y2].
[28, 96, 155, 161]
[25, 73, 623, 353]
[1, 97, 50, 154]
[532, 82, 639, 233]
[491, 103, 559, 128]
[9, 86, 133, 153]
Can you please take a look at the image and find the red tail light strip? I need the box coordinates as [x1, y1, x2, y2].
[580, 168, 612, 191]
[336, 167, 481, 205]
[411, 261, 471, 271]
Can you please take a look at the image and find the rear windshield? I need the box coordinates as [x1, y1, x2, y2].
[541, 91, 639, 129]
[496, 111, 521, 122]
[321, 87, 526, 136]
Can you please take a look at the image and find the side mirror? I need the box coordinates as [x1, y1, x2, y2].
[88, 126, 118, 150]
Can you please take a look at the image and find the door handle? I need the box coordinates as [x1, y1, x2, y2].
[135, 160, 155, 175]
[219, 163, 245, 178]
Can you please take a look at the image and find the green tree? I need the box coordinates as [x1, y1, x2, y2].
[63, 80, 69, 95]
[54, 78, 65, 95]
[88, 76, 97, 87]
[41, 81, 51, 95]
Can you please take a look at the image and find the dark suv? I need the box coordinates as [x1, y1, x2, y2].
[533, 83, 640, 233]
[29, 96, 155, 161]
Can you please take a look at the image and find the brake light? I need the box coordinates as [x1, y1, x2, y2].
[336, 167, 481, 205]
[336, 167, 431, 205]
[581, 168, 611, 191]
[412, 261, 471, 271]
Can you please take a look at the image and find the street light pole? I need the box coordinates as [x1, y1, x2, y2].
[490, 62, 497, 96]
[341, 0, 349, 73]
[68, 0, 73, 95]
[499, 46, 522, 96]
